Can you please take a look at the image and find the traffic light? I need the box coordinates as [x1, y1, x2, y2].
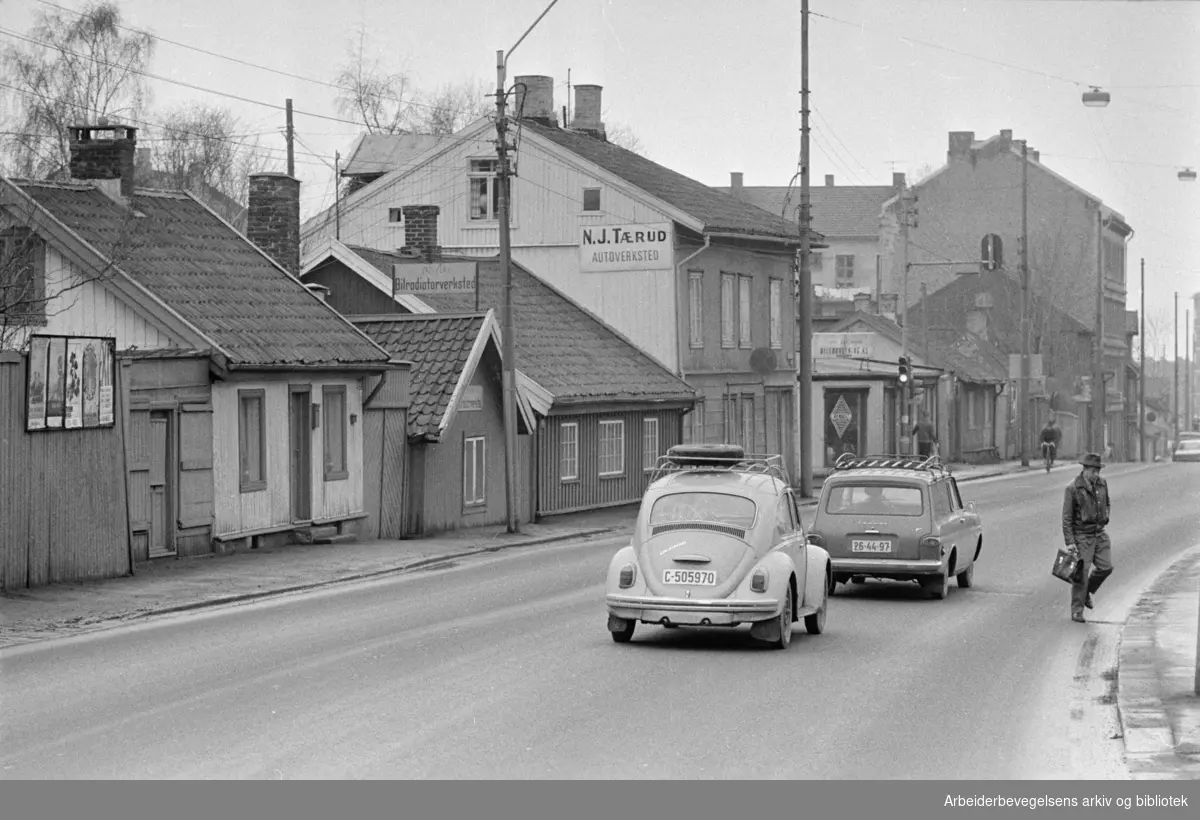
[898, 356, 911, 385]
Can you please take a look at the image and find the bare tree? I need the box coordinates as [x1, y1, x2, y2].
[1, 1, 155, 179]
[412, 80, 491, 136]
[141, 102, 274, 226]
[332, 28, 415, 135]
[605, 119, 645, 156]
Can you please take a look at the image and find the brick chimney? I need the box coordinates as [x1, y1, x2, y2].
[400, 205, 441, 261]
[570, 84, 606, 140]
[730, 172, 743, 195]
[247, 172, 301, 276]
[513, 75, 556, 126]
[69, 122, 137, 200]
[948, 131, 975, 162]
[825, 175, 835, 187]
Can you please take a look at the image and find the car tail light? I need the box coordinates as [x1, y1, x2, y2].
[619, 563, 637, 588]
[919, 535, 942, 560]
[751, 568, 769, 593]
[807, 531, 824, 547]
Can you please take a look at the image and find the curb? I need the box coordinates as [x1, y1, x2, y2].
[1116, 544, 1200, 777]
[130, 525, 625, 621]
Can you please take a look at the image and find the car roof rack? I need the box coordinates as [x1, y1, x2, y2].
[832, 453, 950, 478]
[651, 444, 791, 486]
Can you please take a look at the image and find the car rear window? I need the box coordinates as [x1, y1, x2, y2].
[649, 492, 757, 529]
[823, 484, 925, 516]
[1179, 440, 1200, 451]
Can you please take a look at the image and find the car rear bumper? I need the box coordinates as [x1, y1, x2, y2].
[605, 593, 781, 626]
[831, 557, 945, 577]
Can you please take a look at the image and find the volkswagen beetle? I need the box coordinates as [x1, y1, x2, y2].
[605, 444, 832, 649]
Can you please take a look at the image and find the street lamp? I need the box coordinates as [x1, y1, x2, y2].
[1180, 167, 1197, 182]
[1082, 86, 1111, 107]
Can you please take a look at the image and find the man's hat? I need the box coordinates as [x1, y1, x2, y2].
[1079, 452, 1103, 469]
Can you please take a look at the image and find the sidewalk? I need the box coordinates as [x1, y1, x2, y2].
[1116, 545, 1200, 780]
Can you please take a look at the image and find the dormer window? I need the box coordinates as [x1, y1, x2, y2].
[583, 187, 601, 212]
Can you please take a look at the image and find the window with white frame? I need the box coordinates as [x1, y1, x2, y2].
[582, 188, 601, 212]
[769, 278, 783, 349]
[599, 419, 625, 477]
[463, 435, 486, 507]
[238, 389, 266, 493]
[322, 386, 348, 481]
[835, 254, 855, 287]
[688, 270, 704, 348]
[691, 401, 706, 443]
[388, 207, 403, 224]
[642, 417, 659, 470]
[720, 273, 735, 348]
[468, 158, 500, 221]
[738, 275, 752, 348]
[808, 251, 824, 270]
[741, 395, 755, 450]
[723, 393, 740, 445]
[560, 422, 579, 481]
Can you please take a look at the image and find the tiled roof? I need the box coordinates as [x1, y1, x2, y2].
[522, 122, 803, 241]
[715, 185, 895, 236]
[352, 313, 485, 438]
[354, 248, 697, 406]
[341, 134, 444, 178]
[15, 181, 388, 368]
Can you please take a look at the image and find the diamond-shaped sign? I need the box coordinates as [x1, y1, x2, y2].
[830, 395, 853, 439]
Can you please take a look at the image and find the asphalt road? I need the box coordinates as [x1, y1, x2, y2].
[2, 462, 1197, 779]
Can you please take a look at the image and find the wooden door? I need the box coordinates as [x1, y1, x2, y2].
[289, 389, 311, 522]
[148, 411, 175, 558]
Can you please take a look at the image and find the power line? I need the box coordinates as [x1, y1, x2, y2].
[28, 0, 466, 115]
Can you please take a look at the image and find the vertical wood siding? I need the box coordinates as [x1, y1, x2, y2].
[1, 355, 129, 589]
[211, 376, 365, 538]
[537, 409, 682, 515]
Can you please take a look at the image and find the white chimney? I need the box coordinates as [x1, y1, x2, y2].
[513, 75, 556, 125]
[570, 84, 605, 139]
[730, 172, 743, 195]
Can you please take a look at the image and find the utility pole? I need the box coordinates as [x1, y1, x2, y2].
[334, 151, 341, 241]
[797, 0, 813, 496]
[1019, 140, 1030, 467]
[496, 50, 519, 534]
[285, 99, 294, 177]
[1093, 210, 1106, 454]
[899, 188, 912, 455]
[1139, 258, 1145, 461]
[1173, 291, 1179, 454]
[1187, 309, 1193, 434]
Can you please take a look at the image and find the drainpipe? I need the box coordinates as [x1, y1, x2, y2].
[674, 236, 711, 378]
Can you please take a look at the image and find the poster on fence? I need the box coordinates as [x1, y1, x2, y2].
[44, 337, 66, 428]
[26, 335, 116, 432]
[64, 338, 84, 429]
[26, 336, 48, 430]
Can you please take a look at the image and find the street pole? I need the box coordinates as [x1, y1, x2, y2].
[496, 50, 519, 534]
[1019, 140, 1030, 467]
[285, 98, 294, 177]
[797, 0, 813, 496]
[1174, 291, 1179, 453]
[334, 151, 341, 242]
[1093, 210, 1106, 454]
[899, 189, 911, 455]
[1139, 259, 1145, 461]
[1187, 309, 1192, 434]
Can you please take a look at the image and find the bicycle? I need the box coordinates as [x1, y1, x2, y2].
[1041, 441, 1056, 473]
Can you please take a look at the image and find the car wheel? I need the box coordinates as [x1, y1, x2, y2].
[956, 562, 974, 589]
[805, 584, 828, 635]
[922, 572, 949, 600]
[771, 585, 793, 650]
[610, 619, 636, 643]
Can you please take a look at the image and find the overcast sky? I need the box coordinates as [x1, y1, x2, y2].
[4, 0, 1198, 343]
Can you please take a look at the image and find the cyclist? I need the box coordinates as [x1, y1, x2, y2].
[1039, 418, 1062, 471]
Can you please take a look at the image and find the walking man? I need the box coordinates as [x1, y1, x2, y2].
[1061, 452, 1113, 623]
[912, 412, 938, 458]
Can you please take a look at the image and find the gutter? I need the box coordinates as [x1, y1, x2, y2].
[674, 236, 711, 377]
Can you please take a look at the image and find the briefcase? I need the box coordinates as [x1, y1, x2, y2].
[1051, 548, 1082, 584]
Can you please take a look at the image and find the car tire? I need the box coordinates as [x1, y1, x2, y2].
[611, 619, 636, 643]
[921, 572, 949, 600]
[956, 562, 974, 589]
[771, 585, 793, 650]
[805, 585, 828, 635]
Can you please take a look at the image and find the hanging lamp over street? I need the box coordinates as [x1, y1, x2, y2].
[1081, 86, 1111, 107]
[1179, 167, 1197, 182]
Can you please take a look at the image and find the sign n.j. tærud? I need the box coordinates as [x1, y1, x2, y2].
[579, 222, 673, 272]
